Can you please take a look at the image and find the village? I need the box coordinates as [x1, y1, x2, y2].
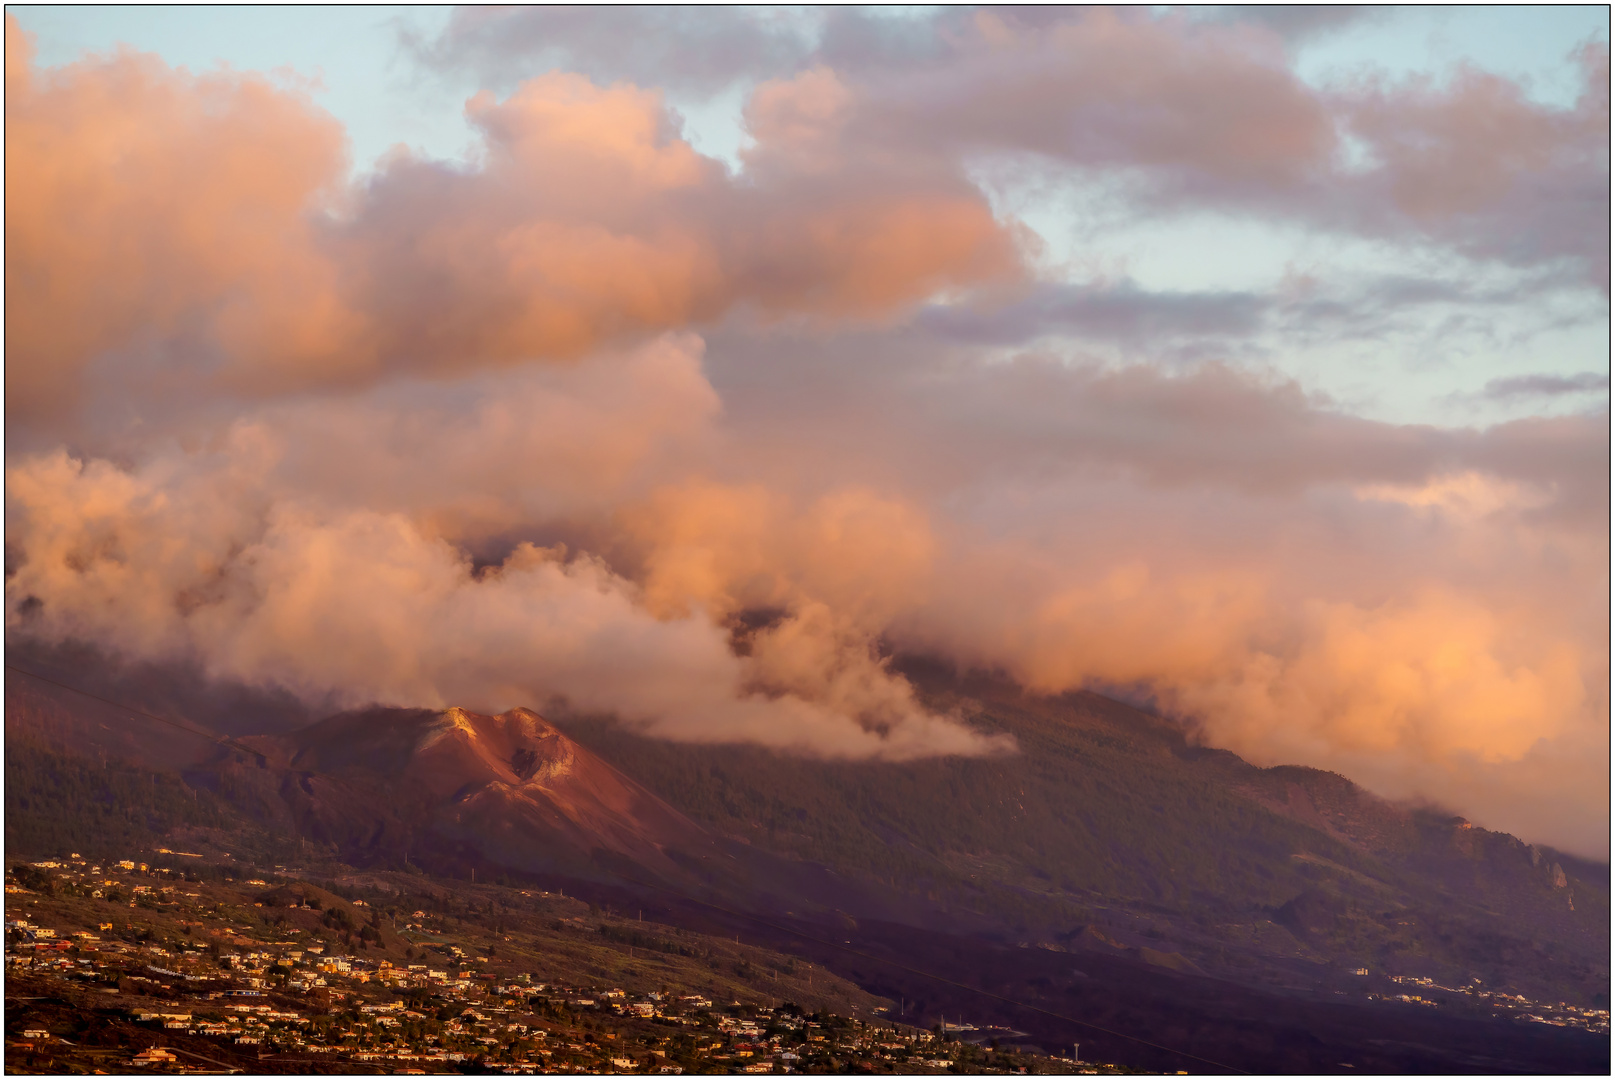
[1371, 974, 1610, 1032]
[5, 854, 1123, 1074]
[7, 852, 1605, 1074]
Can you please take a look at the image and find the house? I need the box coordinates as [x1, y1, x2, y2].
[133, 1047, 177, 1065]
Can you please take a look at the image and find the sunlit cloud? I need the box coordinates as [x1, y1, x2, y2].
[4, 10, 1607, 855]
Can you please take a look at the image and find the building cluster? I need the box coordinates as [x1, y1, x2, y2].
[6, 856, 1112, 1074]
[1367, 974, 1609, 1033]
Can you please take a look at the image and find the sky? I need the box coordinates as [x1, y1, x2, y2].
[4, 5, 1609, 856]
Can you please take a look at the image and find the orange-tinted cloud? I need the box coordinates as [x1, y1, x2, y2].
[4, 15, 354, 421]
[5, 343, 1606, 848]
[2, 12, 1606, 855]
[6, 16, 1023, 432]
[4, 445, 1010, 762]
[409, 7, 1609, 288]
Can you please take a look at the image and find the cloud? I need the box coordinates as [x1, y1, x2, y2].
[3, 439, 1010, 764]
[408, 6, 816, 97]
[879, 471, 1605, 852]
[682, 329, 1608, 850]
[5, 333, 1606, 848]
[404, 7, 1608, 290]
[2, 12, 1607, 854]
[333, 64, 1020, 364]
[1337, 44, 1611, 290]
[819, 9, 1606, 289]
[6, 17, 1022, 438]
[701, 324, 1608, 508]
[914, 281, 1269, 350]
[1478, 370, 1610, 401]
[852, 8, 1337, 192]
[4, 15, 353, 424]
[1202, 6, 1388, 45]
[244, 334, 724, 540]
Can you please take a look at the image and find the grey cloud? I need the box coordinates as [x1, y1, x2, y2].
[1465, 410, 1611, 529]
[404, 7, 1607, 289]
[406, 6, 817, 96]
[1304, 45, 1611, 292]
[913, 281, 1269, 348]
[1481, 371, 1610, 401]
[838, 12, 1607, 291]
[1201, 6, 1387, 44]
[700, 318, 1606, 512]
[814, 7, 986, 75]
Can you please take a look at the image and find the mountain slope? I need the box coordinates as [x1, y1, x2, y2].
[3, 672, 724, 887]
[552, 660, 1608, 1006]
[5, 657, 1607, 1011]
[199, 705, 726, 887]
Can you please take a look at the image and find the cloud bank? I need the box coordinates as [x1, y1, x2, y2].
[4, 12, 1607, 854]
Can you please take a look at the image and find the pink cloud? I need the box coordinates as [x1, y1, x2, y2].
[6, 16, 1023, 431]
[3, 12, 1606, 855]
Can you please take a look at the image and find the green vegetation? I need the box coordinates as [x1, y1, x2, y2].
[4, 740, 239, 859]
